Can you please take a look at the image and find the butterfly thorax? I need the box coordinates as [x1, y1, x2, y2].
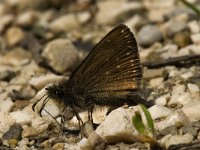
[45, 81, 89, 110]
[45, 84, 66, 101]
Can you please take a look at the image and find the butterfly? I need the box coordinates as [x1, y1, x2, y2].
[32, 24, 153, 130]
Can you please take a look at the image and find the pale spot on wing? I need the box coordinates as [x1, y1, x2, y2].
[116, 65, 120, 68]
[105, 71, 110, 74]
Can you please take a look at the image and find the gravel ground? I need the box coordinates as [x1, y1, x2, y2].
[0, 0, 200, 150]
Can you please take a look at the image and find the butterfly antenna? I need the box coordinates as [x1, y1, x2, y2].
[32, 93, 47, 112]
[43, 108, 64, 133]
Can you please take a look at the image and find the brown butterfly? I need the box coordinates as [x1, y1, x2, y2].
[32, 24, 153, 129]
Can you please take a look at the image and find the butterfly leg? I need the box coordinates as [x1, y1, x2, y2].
[87, 104, 94, 123]
[60, 107, 67, 130]
[71, 105, 83, 137]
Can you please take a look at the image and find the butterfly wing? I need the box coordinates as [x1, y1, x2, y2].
[68, 24, 146, 106]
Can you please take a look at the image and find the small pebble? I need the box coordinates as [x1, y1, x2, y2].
[182, 101, 200, 122]
[165, 134, 194, 149]
[22, 127, 39, 138]
[49, 14, 80, 32]
[149, 105, 172, 120]
[138, 24, 163, 47]
[42, 39, 80, 73]
[0, 99, 14, 113]
[169, 84, 193, 106]
[9, 110, 32, 125]
[52, 143, 65, 150]
[187, 83, 200, 93]
[191, 33, 200, 44]
[29, 74, 64, 90]
[5, 26, 26, 47]
[0, 112, 16, 137]
[2, 123, 23, 140]
[149, 77, 164, 88]
[188, 20, 200, 33]
[16, 11, 39, 26]
[155, 110, 190, 131]
[155, 93, 170, 106]
[95, 1, 143, 25]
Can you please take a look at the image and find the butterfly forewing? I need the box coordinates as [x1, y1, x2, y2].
[68, 24, 142, 103]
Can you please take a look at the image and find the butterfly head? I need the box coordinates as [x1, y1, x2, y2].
[45, 83, 65, 100]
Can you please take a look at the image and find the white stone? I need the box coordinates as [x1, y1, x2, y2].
[22, 127, 40, 138]
[0, 91, 9, 101]
[0, 112, 16, 138]
[139, 45, 156, 60]
[159, 134, 172, 148]
[29, 74, 64, 90]
[18, 138, 29, 150]
[42, 39, 79, 73]
[92, 106, 108, 124]
[16, 11, 39, 26]
[0, 15, 14, 32]
[191, 33, 200, 44]
[165, 134, 193, 149]
[79, 132, 106, 150]
[146, 2, 174, 22]
[155, 110, 190, 131]
[160, 44, 178, 59]
[182, 101, 200, 122]
[155, 93, 170, 106]
[169, 84, 192, 106]
[0, 3, 9, 15]
[9, 110, 32, 125]
[37, 10, 54, 28]
[169, 92, 192, 106]
[95, 1, 143, 25]
[10, 61, 42, 85]
[177, 47, 190, 57]
[78, 138, 88, 150]
[77, 12, 91, 24]
[31, 117, 51, 133]
[188, 20, 200, 33]
[49, 14, 80, 32]
[94, 106, 152, 143]
[0, 99, 14, 113]
[149, 105, 172, 120]
[0, 48, 31, 67]
[187, 83, 200, 93]
[149, 77, 164, 88]
[5, 84, 22, 94]
[188, 44, 200, 54]
[180, 71, 193, 80]
[5, 26, 26, 47]
[166, 66, 180, 78]
[64, 143, 80, 150]
[143, 68, 164, 79]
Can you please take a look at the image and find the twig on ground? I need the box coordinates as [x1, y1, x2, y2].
[142, 54, 200, 69]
